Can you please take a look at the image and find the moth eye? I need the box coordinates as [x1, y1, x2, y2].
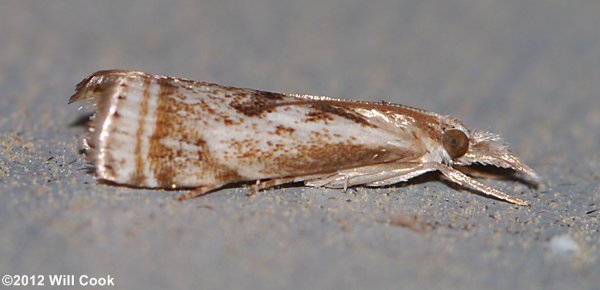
[442, 129, 469, 159]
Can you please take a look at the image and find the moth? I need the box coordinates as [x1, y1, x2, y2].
[70, 70, 540, 206]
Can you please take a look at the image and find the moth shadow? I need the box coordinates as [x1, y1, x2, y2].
[375, 172, 442, 190]
[369, 166, 537, 203]
[69, 112, 94, 128]
[77, 165, 96, 174]
[455, 165, 540, 188]
[446, 166, 537, 203]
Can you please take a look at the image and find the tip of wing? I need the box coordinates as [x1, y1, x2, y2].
[68, 70, 145, 104]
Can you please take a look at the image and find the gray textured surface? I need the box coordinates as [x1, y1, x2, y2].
[0, 1, 599, 289]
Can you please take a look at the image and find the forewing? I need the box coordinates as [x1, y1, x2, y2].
[189, 84, 428, 180]
[71, 70, 427, 188]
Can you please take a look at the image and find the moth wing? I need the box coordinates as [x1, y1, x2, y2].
[71, 70, 430, 188]
[197, 88, 430, 180]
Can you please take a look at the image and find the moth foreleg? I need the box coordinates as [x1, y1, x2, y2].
[178, 184, 224, 201]
[246, 175, 330, 196]
[364, 163, 439, 187]
[431, 163, 530, 206]
[366, 162, 530, 206]
[305, 161, 529, 206]
[246, 178, 296, 196]
[306, 162, 428, 189]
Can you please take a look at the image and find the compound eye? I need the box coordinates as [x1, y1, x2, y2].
[442, 129, 469, 159]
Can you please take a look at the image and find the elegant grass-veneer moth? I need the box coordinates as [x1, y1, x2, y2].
[70, 70, 540, 205]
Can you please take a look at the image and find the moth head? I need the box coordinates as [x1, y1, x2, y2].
[442, 129, 541, 185]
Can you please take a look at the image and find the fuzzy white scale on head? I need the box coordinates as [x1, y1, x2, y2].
[70, 70, 540, 206]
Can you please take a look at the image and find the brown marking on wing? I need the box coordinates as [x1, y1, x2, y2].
[274, 125, 295, 135]
[148, 78, 242, 187]
[304, 110, 335, 123]
[225, 128, 423, 178]
[309, 103, 374, 127]
[212, 164, 243, 182]
[149, 78, 179, 186]
[255, 90, 286, 100]
[194, 90, 245, 126]
[229, 90, 287, 116]
[229, 95, 275, 116]
[265, 142, 419, 176]
[101, 152, 118, 179]
[193, 138, 242, 182]
[234, 98, 376, 127]
[230, 93, 376, 128]
[129, 76, 151, 185]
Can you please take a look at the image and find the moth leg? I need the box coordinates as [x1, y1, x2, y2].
[178, 184, 224, 201]
[306, 162, 426, 188]
[343, 177, 349, 192]
[432, 163, 530, 206]
[246, 180, 262, 196]
[364, 162, 529, 205]
[305, 162, 529, 206]
[246, 175, 328, 196]
[364, 163, 438, 187]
